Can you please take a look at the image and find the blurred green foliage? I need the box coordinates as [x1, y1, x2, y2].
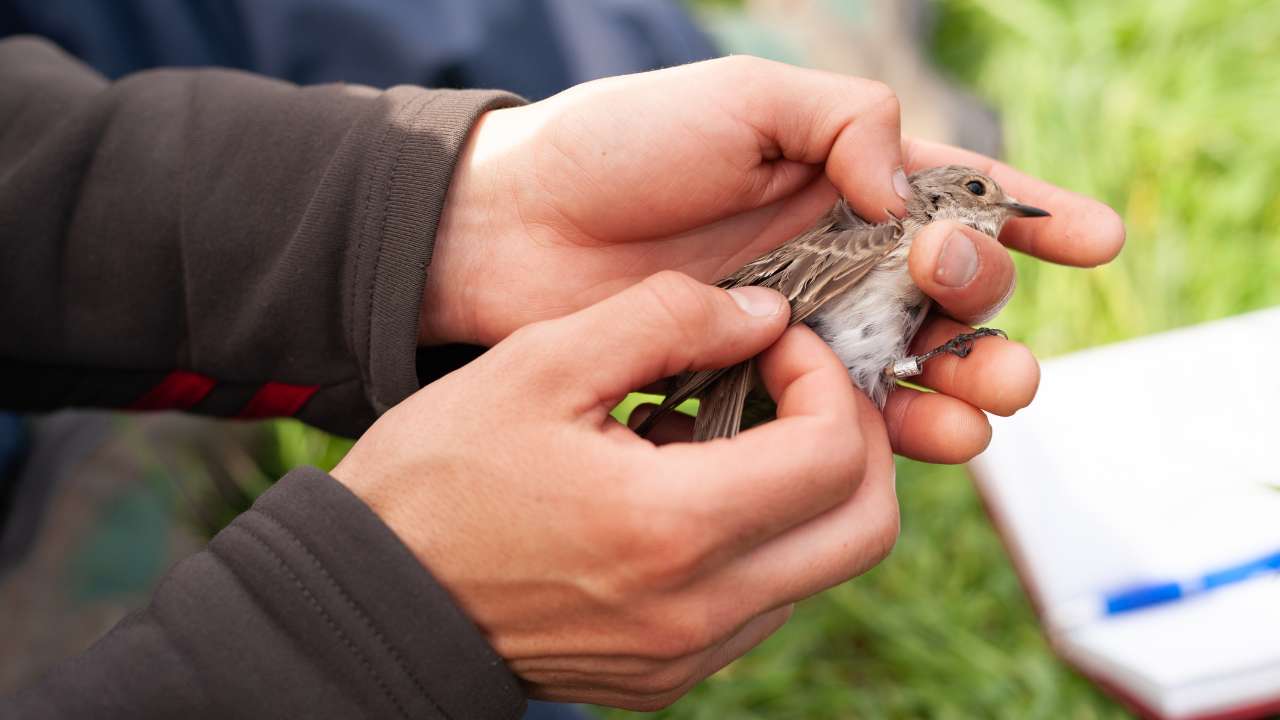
[258, 419, 354, 478]
[200, 420, 352, 531]
[933, 0, 1280, 354]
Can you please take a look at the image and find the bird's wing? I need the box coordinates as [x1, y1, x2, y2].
[633, 203, 904, 441]
[718, 206, 904, 324]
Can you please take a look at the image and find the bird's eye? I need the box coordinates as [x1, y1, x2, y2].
[965, 180, 986, 196]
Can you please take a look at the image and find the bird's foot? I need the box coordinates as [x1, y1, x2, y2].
[926, 327, 1007, 360]
[884, 327, 1007, 379]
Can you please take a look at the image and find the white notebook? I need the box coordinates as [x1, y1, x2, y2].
[969, 307, 1280, 720]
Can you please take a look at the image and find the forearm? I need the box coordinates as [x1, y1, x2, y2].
[0, 467, 525, 719]
[0, 36, 522, 436]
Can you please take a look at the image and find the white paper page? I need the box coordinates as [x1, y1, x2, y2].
[970, 307, 1280, 625]
[1058, 578, 1280, 719]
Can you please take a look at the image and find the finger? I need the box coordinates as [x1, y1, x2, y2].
[903, 137, 1125, 267]
[653, 325, 865, 558]
[689, 603, 792, 684]
[524, 605, 791, 710]
[882, 387, 992, 464]
[908, 317, 1039, 416]
[908, 221, 1017, 324]
[702, 391, 899, 610]
[546, 271, 790, 409]
[627, 403, 695, 445]
[513, 603, 791, 691]
[707, 56, 908, 222]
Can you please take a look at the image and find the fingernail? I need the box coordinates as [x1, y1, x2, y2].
[935, 230, 979, 287]
[728, 286, 784, 318]
[892, 167, 913, 201]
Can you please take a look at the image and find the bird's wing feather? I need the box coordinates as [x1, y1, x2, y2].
[634, 203, 903, 441]
[719, 210, 903, 324]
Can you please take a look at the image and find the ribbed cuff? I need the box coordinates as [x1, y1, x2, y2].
[221, 467, 526, 720]
[351, 87, 525, 414]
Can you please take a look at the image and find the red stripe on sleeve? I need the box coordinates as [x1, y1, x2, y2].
[128, 370, 217, 411]
[236, 382, 319, 419]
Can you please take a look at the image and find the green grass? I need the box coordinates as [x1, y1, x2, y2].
[261, 1, 1280, 717]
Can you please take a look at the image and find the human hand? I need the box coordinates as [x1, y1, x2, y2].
[337, 271, 898, 710]
[421, 56, 1125, 462]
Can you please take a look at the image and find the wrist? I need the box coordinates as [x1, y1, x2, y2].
[418, 109, 507, 347]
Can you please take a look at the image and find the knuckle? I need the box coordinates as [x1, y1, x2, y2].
[808, 416, 867, 500]
[864, 497, 902, 567]
[642, 270, 710, 314]
[629, 517, 708, 590]
[503, 318, 555, 353]
[626, 663, 697, 697]
[859, 79, 900, 115]
[832, 420, 867, 478]
[637, 271, 715, 353]
[499, 320, 562, 381]
[641, 604, 718, 660]
[588, 506, 709, 599]
[718, 53, 768, 79]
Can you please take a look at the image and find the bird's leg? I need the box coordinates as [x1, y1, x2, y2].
[923, 327, 1007, 360]
[884, 328, 1007, 380]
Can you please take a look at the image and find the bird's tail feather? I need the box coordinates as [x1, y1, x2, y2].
[692, 360, 753, 442]
[632, 366, 728, 438]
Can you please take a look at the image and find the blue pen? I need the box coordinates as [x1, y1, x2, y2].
[1103, 550, 1280, 616]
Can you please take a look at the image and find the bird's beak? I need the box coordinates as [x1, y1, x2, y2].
[1001, 202, 1051, 218]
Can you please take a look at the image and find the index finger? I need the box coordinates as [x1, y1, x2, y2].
[703, 56, 909, 222]
[903, 137, 1125, 267]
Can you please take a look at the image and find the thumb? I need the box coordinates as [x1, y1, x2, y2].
[907, 221, 1017, 324]
[546, 271, 790, 407]
[702, 56, 909, 221]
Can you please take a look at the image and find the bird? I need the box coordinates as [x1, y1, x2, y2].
[635, 164, 1050, 442]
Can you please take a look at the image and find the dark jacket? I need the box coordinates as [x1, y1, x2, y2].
[0, 35, 527, 719]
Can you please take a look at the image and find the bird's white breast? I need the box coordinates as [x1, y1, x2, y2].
[807, 243, 929, 408]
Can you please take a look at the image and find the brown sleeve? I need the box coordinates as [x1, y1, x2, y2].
[0, 467, 527, 719]
[0, 35, 529, 718]
[0, 35, 523, 438]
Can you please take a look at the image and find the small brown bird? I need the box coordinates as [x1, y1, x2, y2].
[637, 165, 1050, 441]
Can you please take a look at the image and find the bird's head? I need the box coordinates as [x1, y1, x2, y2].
[906, 165, 1050, 237]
